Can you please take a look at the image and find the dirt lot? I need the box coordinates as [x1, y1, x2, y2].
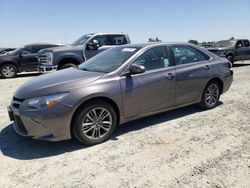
[0, 62, 250, 188]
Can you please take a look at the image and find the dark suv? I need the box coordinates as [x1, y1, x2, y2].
[208, 39, 250, 63]
[38, 33, 130, 73]
[0, 43, 63, 78]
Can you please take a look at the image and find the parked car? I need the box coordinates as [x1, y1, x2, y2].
[0, 43, 64, 78]
[208, 39, 250, 63]
[8, 43, 233, 145]
[0, 48, 16, 55]
[38, 32, 131, 73]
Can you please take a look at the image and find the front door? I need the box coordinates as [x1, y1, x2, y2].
[120, 46, 176, 118]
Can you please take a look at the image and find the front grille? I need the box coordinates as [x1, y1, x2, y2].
[14, 115, 28, 134]
[38, 54, 49, 64]
[13, 97, 25, 102]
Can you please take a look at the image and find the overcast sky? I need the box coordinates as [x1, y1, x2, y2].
[0, 0, 250, 47]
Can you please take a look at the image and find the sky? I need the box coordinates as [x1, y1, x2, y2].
[0, 0, 250, 47]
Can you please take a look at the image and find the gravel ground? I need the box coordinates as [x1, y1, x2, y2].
[0, 62, 250, 188]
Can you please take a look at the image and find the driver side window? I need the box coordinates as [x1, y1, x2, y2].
[89, 35, 110, 47]
[133, 46, 170, 71]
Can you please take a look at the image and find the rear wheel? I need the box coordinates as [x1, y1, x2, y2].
[199, 81, 220, 110]
[0, 64, 17, 78]
[72, 101, 117, 145]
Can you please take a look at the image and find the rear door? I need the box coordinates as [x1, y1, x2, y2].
[120, 46, 176, 118]
[170, 45, 212, 105]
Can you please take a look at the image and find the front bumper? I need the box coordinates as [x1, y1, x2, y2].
[38, 64, 58, 73]
[7, 102, 73, 141]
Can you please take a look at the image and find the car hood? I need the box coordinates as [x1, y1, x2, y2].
[39, 45, 84, 53]
[14, 68, 105, 99]
[207, 47, 231, 51]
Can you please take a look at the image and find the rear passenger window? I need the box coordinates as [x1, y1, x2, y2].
[133, 46, 170, 71]
[243, 40, 250, 47]
[170, 45, 209, 65]
[110, 35, 128, 45]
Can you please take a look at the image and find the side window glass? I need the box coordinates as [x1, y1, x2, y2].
[133, 46, 170, 71]
[243, 40, 250, 47]
[236, 41, 243, 48]
[171, 45, 209, 65]
[22, 47, 33, 54]
[110, 35, 128, 45]
[90, 35, 110, 46]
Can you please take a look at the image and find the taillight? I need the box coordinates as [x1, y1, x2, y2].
[225, 62, 232, 69]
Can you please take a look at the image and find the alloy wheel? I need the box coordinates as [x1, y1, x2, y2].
[205, 84, 219, 107]
[81, 107, 112, 140]
[2, 65, 15, 78]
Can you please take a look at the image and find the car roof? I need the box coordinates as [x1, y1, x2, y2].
[24, 43, 64, 47]
[120, 42, 196, 48]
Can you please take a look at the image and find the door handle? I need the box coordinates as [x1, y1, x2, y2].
[204, 65, 210, 71]
[165, 73, 175, 80]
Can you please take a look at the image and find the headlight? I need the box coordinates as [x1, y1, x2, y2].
[43, 52, 53, 64]
[21, 93, 69, 109]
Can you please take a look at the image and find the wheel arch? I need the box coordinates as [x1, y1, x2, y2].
[0, 61, 19, 72]
[206, 77, 224, 94]
[70, 96, 120, 137]
[58, 56, 82, 69]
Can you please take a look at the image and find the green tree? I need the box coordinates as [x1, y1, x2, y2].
[188, 40, 199, 45]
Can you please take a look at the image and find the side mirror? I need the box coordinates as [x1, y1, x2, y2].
[236, 44, 243, 48]
[129, 64, 145, 75]
[87, 39, 100, 50]
[19, 51, 23, 57]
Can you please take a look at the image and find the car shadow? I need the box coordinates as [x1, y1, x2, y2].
[233, 61, 250, 68]
[17, 72, 41, 78]
[0, 102, 222, 160]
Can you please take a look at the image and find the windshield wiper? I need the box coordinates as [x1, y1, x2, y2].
[80, 68, 91, 72]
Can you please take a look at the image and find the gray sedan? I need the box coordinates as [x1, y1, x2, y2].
[8, 43, 233, 145]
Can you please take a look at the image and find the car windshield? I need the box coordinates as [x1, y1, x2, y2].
[214, 40, 235, 47]
[71, 35, 92, 46]
[78, 47, 141, 73]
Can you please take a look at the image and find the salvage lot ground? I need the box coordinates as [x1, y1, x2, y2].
[0, 62, 250, 188]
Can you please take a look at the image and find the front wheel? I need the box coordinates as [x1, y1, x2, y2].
[199, 81, 220, 110]
[0, 64, 17, 78]
[72, 101, 117, 145]
[59, 63, 77, 70]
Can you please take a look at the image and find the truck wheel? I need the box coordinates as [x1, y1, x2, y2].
[59, 63, 77, 70]
[226, 55, 234, 64]
[72, 101, 117, 145]
[199, 81, 220, 110]
[0, 64, 17, 78]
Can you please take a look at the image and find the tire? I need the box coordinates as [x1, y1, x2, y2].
[226, 55, 234, 64]
[0, 64, 17, 78]
[59, 63, 77, 70]
[199, 81, 221, 110]
[72, 101, 117, 145]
